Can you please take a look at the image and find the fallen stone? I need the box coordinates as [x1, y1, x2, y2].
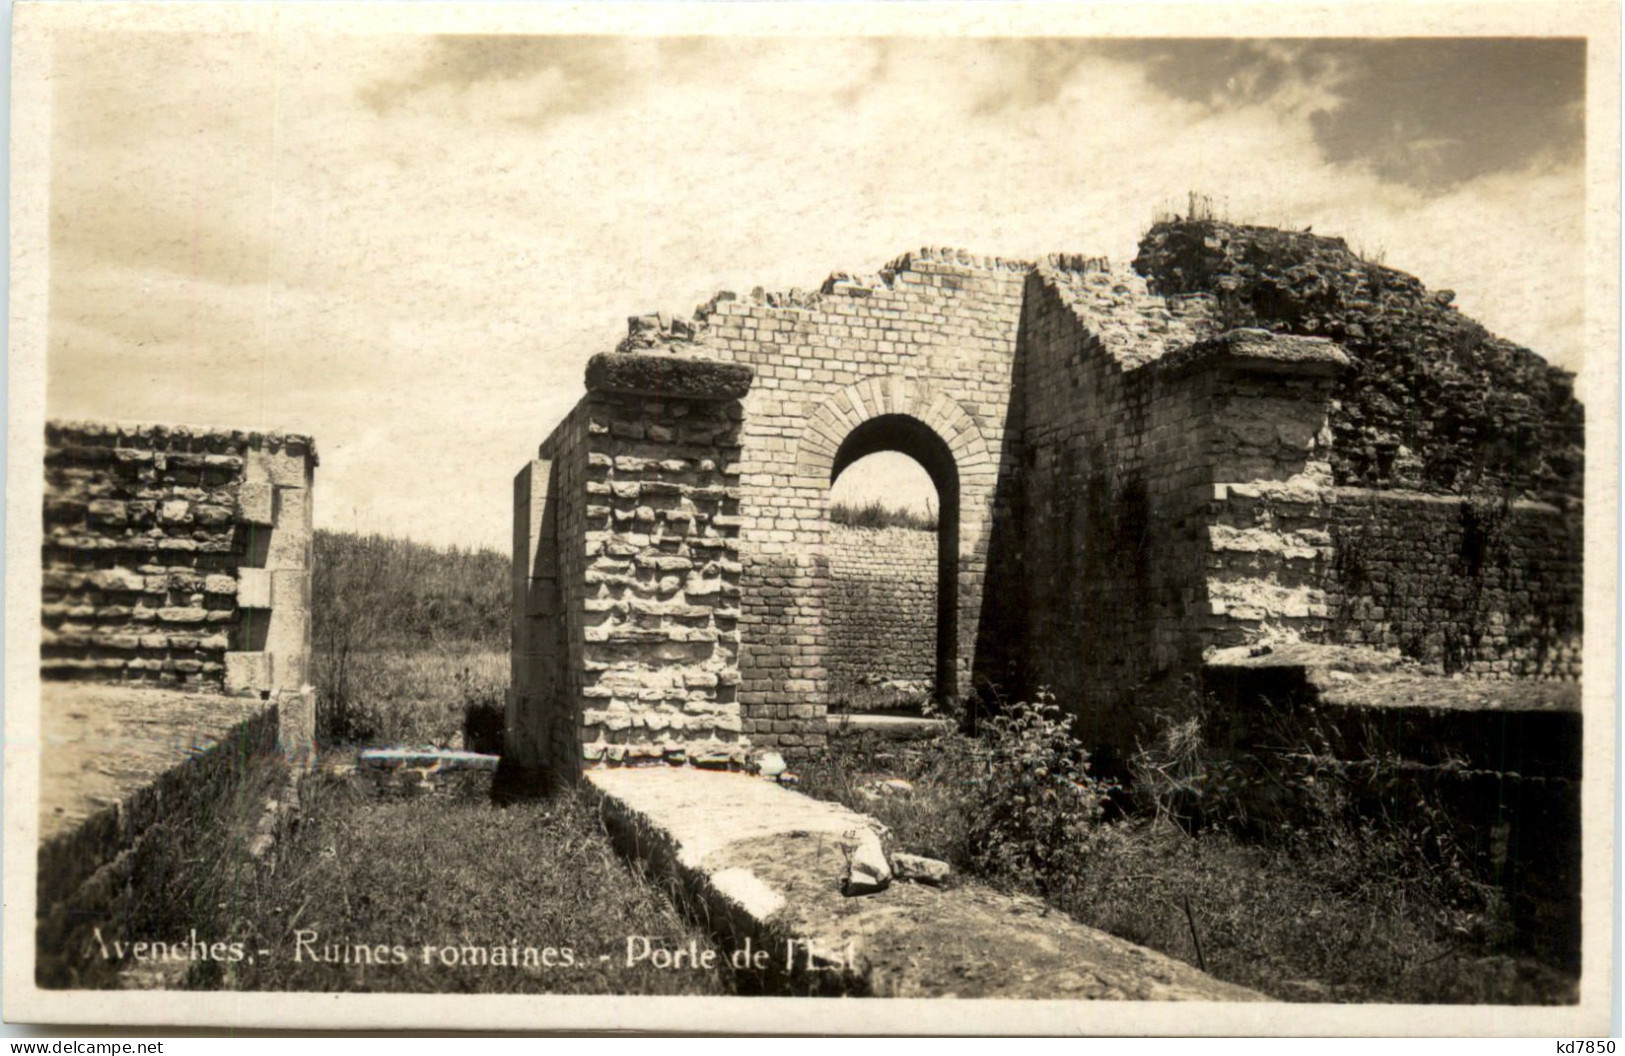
[755, 750, 788, 778]
[841, 827, 892, 896]
[892, 852, 952, 886]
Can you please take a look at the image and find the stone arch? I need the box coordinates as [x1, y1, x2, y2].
[796, 376, 996, 702]
[796, 376, 994, 487]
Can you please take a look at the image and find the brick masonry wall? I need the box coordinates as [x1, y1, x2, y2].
[823, 524, 937, 689]
[42, 421, 316, 700]
[691, 249, 1029, 751]
[510, 361, 751, 781]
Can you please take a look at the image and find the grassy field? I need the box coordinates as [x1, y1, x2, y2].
[315, 645, 506, 749]
[310, 528, 509, 749]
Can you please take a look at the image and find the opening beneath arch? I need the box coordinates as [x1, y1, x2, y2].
[826, 414, 960, 709]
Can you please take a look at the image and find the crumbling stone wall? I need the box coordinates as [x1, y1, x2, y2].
[42, 421, 316, 700]
[824, 524, 936, 690]
[1134, 220, 1584, 500]
[1208, 484, 1582, 678]
[508, 355, 752, 783]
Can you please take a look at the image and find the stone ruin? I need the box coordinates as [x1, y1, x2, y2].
[36, 420, 317, 986]
[508, 216, 1586, 959]
[508, 218, 1582, 778]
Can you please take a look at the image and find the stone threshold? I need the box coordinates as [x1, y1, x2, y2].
[585, 767, 1261, 1001]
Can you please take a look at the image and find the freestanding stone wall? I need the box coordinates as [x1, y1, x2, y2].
[509, 217, 1582, 771]
[824, 524, 936, 692]
[42, 421, 316, 708]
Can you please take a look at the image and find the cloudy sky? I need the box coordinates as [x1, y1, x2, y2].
[44, 27, 1587, 549]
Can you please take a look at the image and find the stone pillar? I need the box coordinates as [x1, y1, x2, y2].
[224, 437, 317, 760]
[505, 351, 755, 787]
[506, 457, 558, 776]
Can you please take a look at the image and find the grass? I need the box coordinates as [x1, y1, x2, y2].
[39, 714, 291, 989]
[796, 726, 1578, 1005]
[75, 620, 731, 995]
[828, 499, 937, 532]
[310, 528, 510, 750]
[312, 529, 507, 652]
[92, 747, 732, 994]
[315, 645, 506, 749]
[217, 776, 734, 995]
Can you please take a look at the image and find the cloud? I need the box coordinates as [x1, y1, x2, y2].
[360, 35, 660, 126]
[45, 32, 1587, 548]
[1123, 38, 1585, 191]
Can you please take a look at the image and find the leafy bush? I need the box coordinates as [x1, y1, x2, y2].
[962, 691, 1117, 893]
[799, 686, 1575, 1004]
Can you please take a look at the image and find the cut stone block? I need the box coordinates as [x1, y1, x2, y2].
[271, 570, 309, 609]
[224, 652, 270, 693]
[236, 482, 274, 526]
[237, 569, 272, 610]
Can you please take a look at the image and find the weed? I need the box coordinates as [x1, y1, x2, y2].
[797, 688, 1576, 1004]
[966, 691, 1117, 895]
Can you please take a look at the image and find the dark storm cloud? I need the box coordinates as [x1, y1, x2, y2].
[1122, 38, 1585, 191]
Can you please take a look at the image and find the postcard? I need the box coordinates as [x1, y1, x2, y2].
[4, 0, 1618, 1036]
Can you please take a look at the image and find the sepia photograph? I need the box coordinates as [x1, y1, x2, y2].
[3, 1, 1618, 1037]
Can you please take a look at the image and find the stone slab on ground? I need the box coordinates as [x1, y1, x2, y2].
[39, 682, 271, 842]
[358, 748, 500, 769]
[829, 714, 954, 741]
[1206, 643, 1581, 712]
[354, 747, 499, 799]
[587, 767, 1260, 1000]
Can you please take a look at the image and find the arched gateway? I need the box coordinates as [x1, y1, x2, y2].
[506, 226, 1583, 783]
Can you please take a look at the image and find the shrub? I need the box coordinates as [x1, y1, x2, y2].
[965, 690, 1116, 893]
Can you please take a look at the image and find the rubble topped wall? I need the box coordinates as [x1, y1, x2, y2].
[1134, 220, 1584, 501]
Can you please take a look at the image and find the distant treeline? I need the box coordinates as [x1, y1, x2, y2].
[312, 529, 508, 652]
[828, 499, 937, 532]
